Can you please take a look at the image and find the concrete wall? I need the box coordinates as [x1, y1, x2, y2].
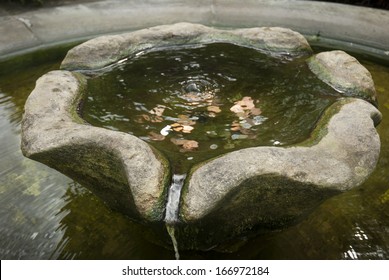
[1, 0, 388, 59]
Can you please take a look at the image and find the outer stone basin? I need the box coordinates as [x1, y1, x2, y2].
[21, 23, 381, 250]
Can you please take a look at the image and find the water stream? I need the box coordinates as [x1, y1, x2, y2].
[164, 174, 186, 259]
[166, 224, 180, 260]
[165, 174, 186, 224]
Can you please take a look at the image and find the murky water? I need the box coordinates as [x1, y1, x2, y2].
[0, 44, 388, 259]
[83, 43, 341, 171]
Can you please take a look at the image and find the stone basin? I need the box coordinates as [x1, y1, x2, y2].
[21, 22, 381, 250]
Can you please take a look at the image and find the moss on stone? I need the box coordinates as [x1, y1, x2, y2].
[68, 72, 88, 124]
[307, 52, 377, 105]
[178, 173, 340, 249]
[144, 146, 172, 222]
[297, 98, 353, 147]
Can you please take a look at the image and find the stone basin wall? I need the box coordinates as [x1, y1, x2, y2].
[21, 23, 381, 249]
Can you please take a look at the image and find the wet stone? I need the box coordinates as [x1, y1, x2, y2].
[307, 50, 377, 104]
[21, 23, 382, 250]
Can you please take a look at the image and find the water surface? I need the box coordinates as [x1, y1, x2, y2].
[83, 43, 341, 171]
[0, 45, 388, 259]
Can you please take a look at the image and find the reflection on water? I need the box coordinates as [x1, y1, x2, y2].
[0, 46, 388, 259]
[84, 43, 341, 171]
[49, 182, 173, 260]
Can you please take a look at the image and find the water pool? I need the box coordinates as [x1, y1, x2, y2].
[0, 44, 388, 259]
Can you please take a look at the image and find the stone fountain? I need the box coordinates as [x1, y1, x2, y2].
[21, 22, 381, 250]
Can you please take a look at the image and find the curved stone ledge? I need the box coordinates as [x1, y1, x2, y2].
[60, 22, 312, 71]
[178, 98, 381, 248]
[308, 50, 377, 104]
[182, 99, 381, 220]
[21, 70, 170, 222]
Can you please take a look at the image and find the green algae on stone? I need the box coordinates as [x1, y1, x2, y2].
[177, 173, 341, 250]
[179, 98, 381, 249]
[379, 189, 389, 204]
[297, 98, 353, 147]
[21, 70, 170, 223]
[307, 50, 377, 105]
[21, 23, 383, 249]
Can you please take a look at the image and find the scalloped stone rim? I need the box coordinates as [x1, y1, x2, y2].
[60, 22, 313, 71]
[21, 22, 382, 249]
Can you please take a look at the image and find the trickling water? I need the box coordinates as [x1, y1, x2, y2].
[166, 224, 180, 260]
[165, 174, 186, 259]
[165, 174, 186, 223]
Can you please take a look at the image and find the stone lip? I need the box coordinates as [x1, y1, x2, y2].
[181, 99, 381, 220]
[21, 70, 170, 222]
[21, 23, 382, 249]
[308, 50, 377, 105]
[176, 97, 381, 249]
[60, 22, 312, 71]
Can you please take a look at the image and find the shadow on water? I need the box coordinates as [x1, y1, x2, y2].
[49, 182, 174, 260]
[0, 44, 388, 259]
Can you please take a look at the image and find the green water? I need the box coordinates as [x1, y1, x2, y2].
[83, 43, 341, 172]
[0, 44, 388, 259]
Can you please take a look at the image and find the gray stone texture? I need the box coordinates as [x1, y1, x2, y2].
[20, 22, 382, 249]
[177, 98, 381, 248]
[60, 22, 312, 70]
[308, 50, 377, 104]
[182, 99, 381, 218]
[21, 70, 170, 222]
[0, 16, 40, 55]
